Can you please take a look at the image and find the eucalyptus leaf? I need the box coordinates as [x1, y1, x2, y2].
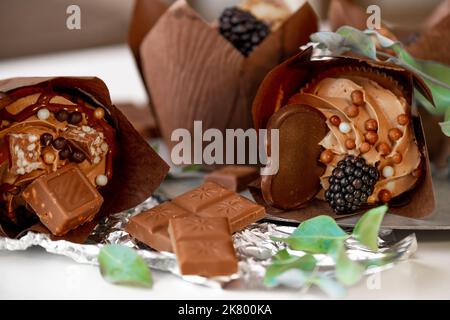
[98, 245, 153, 288]
[439, 108, 450, 137]
[272, 215, 349, 253]
[336, 26, 377, 59]
[310, 31, 347, 53]
[310, 275, 346, 298]
[264, 251, 317, 287]
[330, 241, 365, 286]
[352, 205, 388, 251]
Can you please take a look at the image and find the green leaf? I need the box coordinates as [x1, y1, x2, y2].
[272, 216, 349, 253]
[310, 275, 346, 298]
[330, 241, 365, 286]
[439, 108, 450, 137]
[336, 26, 377, 59]
[352, 205, 388, 251]
[182, 164, 203, 173]
[98, 245, 153, 288]
[310, 31, 347, 53]
[264, 251, 317, 287]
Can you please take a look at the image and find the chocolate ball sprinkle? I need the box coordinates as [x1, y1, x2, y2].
[345, 105, 359, 118]
[68, 111, 83, 125]
[40, 133, 53, 146]
[364, 131, 378, 145]
[55, 109, 69, 122]
[397, 114, 409, 126]
[351, 90, 364, 106]
[330, 115, 341, 126]
[52, 137, 67, 150]
[388, 128, 403, 141]
[364, 119, 378, 131]
[58, 148, 71, 160]
[320, 149, 334, 164]
[71, 149, 86, 163]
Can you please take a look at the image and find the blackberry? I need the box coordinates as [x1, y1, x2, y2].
[219, 7, 270, 57]
[325, 156, 379, 214]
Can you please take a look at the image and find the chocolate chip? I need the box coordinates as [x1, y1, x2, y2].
[55, 109, 69, 122]
[40, 133, 53, 146]
[58, 148, 71, 160]
[68, 111, 82, 124]
[71, 149, 86, 163]
[52, 137, 67, 150]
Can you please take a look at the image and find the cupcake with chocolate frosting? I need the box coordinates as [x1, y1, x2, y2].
[253, 48, 434, 216]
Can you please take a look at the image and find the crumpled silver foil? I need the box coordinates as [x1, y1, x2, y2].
[0, 194, 417, 289]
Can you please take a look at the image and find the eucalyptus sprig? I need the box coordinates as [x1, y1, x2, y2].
[264, 205, 388, 297]
[310, 26, 450, 137]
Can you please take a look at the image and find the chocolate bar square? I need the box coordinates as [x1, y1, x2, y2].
[125, 182, 266, 252]
[22, 164, 103, 236]
[125, 202, 190, 252]
[168, 216, 238, 277]
[204, 165, 259, 191]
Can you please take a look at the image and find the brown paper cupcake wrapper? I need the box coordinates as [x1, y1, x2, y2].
[251, 48, 436, 221]
[0, 77, 169, 241]
[128, 0, 318, 151]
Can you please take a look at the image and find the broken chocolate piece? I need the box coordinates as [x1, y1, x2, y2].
[22, 164, 103, 236]
[204, 165, 259, 192]
[168, 216, 238, 277]
[173, 182, 266, 232]
[125, 202, 189, 252]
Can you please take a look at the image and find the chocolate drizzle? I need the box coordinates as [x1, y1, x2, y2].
[0, 85, 117, 223]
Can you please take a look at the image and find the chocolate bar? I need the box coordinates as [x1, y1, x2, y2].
[125, 202, 189, 252]
[126, 182, 265, 252]
[204, 165, 259, 192]
[22, 164, 104, 236]
[168, 216, 238, 277]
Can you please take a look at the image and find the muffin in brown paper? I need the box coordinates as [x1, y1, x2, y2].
[0, 77, 169, 241]
[251, 48, 435, 221]
[128, 0, 318, 154]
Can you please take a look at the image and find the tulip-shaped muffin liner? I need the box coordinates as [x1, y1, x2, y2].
[0, 77, 169, 242]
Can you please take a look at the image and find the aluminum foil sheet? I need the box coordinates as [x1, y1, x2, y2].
[0, 194, 417, 289]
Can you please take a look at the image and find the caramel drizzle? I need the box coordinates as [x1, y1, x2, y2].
[0, 86, 117, 222]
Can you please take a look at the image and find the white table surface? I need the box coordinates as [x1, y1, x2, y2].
[0, 45, 449, 300]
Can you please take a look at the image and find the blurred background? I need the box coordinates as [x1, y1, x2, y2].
[0, 0, 445, 59]
[0, 0, 448, 169]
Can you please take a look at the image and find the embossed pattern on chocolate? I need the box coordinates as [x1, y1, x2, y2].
[126, 182, 266, 252]
[168, 216, 238, 277]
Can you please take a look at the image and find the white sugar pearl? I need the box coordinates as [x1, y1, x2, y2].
[37, 108, 50, 120]
[339, 122, 351, 134]
[385, 181, 395, 192]
[95, 175, 108, 186]
[382, 166, 394, 178]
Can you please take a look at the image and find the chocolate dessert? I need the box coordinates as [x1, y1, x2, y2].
[253, 49, 435, 216]
[0, 77, 169, 237]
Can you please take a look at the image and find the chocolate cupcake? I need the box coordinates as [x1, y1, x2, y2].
[253, 48, 435, 218]
[0, 77, 169, 238]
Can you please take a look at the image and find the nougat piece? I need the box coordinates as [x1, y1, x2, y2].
[8, 133, 44, 175]
[61, 125, 108, 164]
